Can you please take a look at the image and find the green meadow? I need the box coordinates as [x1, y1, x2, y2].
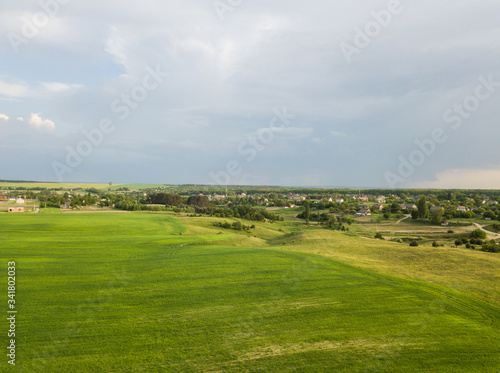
[1, 212, 499, 372]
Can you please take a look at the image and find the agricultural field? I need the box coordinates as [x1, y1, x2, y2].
[1, 212, 499, 372]
[0, 182, 112, 190]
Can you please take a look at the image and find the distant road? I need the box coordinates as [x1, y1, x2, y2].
[473, 222, 500, 239]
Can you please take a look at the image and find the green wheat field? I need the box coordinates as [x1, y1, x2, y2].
[1, 212, 499, 372]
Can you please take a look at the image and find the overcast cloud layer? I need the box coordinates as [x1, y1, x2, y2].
[1, 0, 499, 188]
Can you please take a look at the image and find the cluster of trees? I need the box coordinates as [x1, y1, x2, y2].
[147, 193, 183, 206]
[296, 201, 353, 230]
[38, 192, 99, 208]
[213, 221, 255, 231]
[186, 195, 210, 207]
[199, 205, 283, 222]
[453, 229, 499, 252]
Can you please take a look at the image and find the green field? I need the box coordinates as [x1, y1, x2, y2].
[1, 213, 499, 372]
[0, 182, 112, 190]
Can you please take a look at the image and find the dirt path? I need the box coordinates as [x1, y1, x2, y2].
[396, 214, 411, 224]
[473, 222, 500, 240]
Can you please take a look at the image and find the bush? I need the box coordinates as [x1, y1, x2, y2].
[432, 241, 439, 247]
[374, 232, 384, 240]
[409, 240, 419, 247]
[469, 228, 487, 240]
[482, 242, 500, 253]
[447, 230, 454, 234]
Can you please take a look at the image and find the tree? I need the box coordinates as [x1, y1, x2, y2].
[484, 211, 496, 219]
[186, 195, 209, 207]
[304, 201, 310, 224]
[418, 196, 429, 220]
[430, 208, 444, 225]
[469, 228, 486, 240]
[411, 210, 419, 220]
[327, 215, 337, 228]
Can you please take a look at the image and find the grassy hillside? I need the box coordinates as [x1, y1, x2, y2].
[1, 213, 499, 372]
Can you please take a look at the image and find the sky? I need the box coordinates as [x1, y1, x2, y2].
[1, 0, 499, 188]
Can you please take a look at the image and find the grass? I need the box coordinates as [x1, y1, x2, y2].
[0, 213, 499, 372]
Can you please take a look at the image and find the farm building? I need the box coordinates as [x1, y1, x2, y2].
[8, 207, 24, 213]
[16, 197, 25, 204]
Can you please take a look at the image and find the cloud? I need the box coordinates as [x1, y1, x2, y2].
[415, 169, 500, 189]
[330, 131, 347, 137]
[16, 117, 23, 121]
[0, 114, 8, 121]
[29, 113, 55, 133]
[0, 1, 499, 186]
[0, 78, 82, 99]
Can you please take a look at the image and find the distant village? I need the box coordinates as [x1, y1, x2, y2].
[1, 187, 499, 224]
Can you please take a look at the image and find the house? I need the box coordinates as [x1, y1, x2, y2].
[404, 203, 417, 211]
[430, 206, 444, 212]
[487, 200, 499, 205]
[372, 204, 384, 211]
[0, 194, 6, 201]
[356, 208, 371, 216]
[335, 198, 344, 203]
[16, 197, 25, 204]
[376, 196, 386, 203]
[456, 206, 469, 212]
[63, 202, 71, 209]
[8, 207, 24, 213]
[357, 195, 369, 202]
[290, 194, 306, 201]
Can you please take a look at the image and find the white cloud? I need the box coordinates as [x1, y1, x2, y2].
[16, 117, 23, 121]
[0, 78, 82, 99]
[330, 131, 347, 137]
[29, 113, 55, 133]
[40, 82, 84, 93]
[0, 114, 8, 121]
[415, 169, 500, 189]
[0, 80, 32, 98]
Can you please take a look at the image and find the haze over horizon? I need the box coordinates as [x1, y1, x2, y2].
[1, 1, 499, 188]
